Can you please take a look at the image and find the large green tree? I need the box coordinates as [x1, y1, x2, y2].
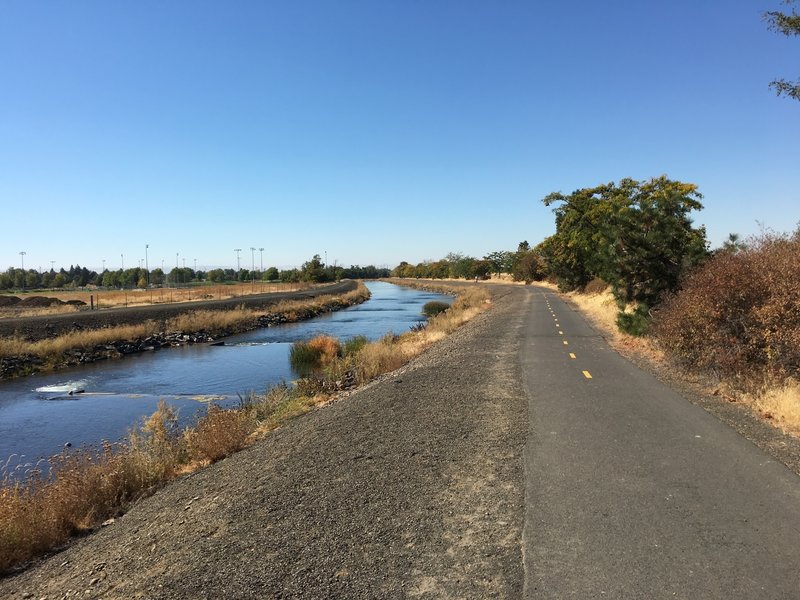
[301, 255, 330, 282]
[542, 176, 708, 333]
[765, 0, 800, 100]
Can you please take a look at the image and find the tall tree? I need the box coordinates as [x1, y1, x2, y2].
[542, 176, 709, 333]
[765, 0, 800, 100]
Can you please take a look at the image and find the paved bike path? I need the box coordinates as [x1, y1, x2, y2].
[521, 285, 800, 598]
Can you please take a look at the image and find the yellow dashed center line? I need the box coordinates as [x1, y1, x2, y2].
[563, 340, 568, 345]
[558, 331, 563, 335]
[582, 370, 593, 379]
[569, 353, 576, 359]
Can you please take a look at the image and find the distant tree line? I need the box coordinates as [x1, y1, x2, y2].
[391, 244, 545, 283]
[0, 257, 391, 291]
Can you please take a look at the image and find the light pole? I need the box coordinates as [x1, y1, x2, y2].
[259, 248, 264, 272]
[145, 244, 149, 287]
[102, 259, 105, 272]
[194, 258, 197, 273]
[19, 251, 26, 291]
[234, 249, 242, 274]
[50, 260, 55, 272]
[121, 253, 124, 271]
[176, 253, 179, 286]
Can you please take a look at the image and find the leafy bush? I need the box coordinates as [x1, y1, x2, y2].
[422, 301, 450, 317]
[652, 231, 800, 383]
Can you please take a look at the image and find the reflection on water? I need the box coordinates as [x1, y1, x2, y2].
[0, 282, 450, 473]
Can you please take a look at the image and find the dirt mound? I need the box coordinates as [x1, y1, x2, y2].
[17, 296, 65, 308]
[0, 296, 21, 307]
[64, 299, 87, 306]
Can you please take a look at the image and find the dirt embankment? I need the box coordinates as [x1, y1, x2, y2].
[0, 281, 357, 342]
[0, 285, 527, 599]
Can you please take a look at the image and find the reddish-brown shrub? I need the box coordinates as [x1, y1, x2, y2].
[652, 231, 800, 383]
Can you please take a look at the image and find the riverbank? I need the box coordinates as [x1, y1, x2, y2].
[0, 281, 366, 380]
[0, 283, 518, 597]
[0, 282, 492, 575]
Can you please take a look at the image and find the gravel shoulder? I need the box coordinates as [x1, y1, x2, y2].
[0, 285, 527, 599]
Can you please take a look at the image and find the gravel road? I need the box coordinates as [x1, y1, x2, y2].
[0, 285, 527, 599]
[0, 281, 357, 341]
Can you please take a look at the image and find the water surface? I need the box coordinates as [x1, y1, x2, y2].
[0, 282, 449, 474]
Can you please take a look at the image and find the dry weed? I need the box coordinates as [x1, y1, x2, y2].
[170, 307, 255, 334]
[752, 380, 800, 435]
[307, 335, 342, 366]
[187, 405, 254, 463]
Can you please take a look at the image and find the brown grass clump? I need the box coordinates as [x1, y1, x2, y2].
[169, 307, 256, 335]
[186, 405, 254, 463]
[350, 334, 411, 383]
[0, 402, 186, 572]
[307, 336, 342, 366]
[753, 380, 800, 435]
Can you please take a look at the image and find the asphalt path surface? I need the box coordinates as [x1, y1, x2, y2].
[2, 283, 800, 598]
[521, 285, 800, 598]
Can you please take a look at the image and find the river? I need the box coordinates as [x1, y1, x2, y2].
[0, 282, 449, 476]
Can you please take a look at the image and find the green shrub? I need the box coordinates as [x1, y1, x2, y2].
[616, 304, 650, 336]
[422, 301, 450, 317]
[289, 341, 323, 373]
[342, 335, 368, 356]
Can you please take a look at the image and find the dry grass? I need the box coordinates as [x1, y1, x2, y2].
[325, 284, 491, 386]
[752, 380, 800, 435]
[185, 405, 254, 463]
[169, 307, 256, 335]
[0, 305, 80, 319]
[0, 282, 487, 573]
[307, 336, 341, 366]
[0, 323, 155, 363]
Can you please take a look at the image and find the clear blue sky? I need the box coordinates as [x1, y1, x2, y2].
[1, 0, 798, 272]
